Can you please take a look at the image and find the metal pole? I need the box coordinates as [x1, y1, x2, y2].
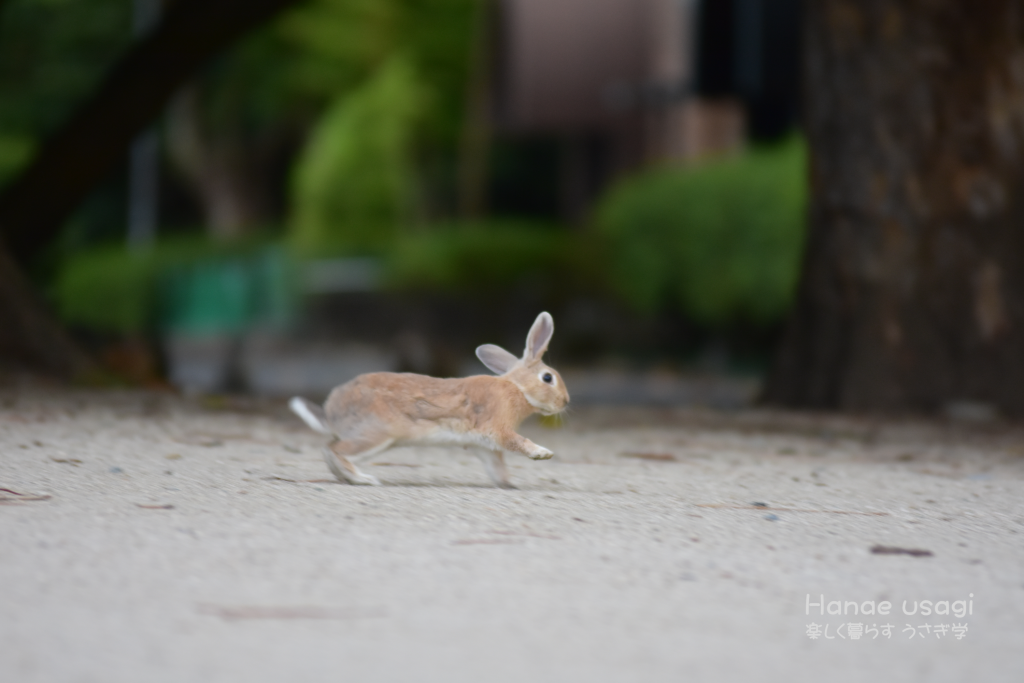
[127, 0, 162, 250]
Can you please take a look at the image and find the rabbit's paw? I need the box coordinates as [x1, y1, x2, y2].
[529, 446, 554, 460]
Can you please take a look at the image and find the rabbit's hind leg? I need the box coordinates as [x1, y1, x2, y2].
[324, 438, 394, 486]
[475, 449, 515, 489]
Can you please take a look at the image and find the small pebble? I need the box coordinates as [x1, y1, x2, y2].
[764, 513, 780, 521]
[109, 466, 124, 474]
[752, 502, 768, 508]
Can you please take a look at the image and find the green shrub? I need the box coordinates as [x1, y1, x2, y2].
[52, 239, 294, 335]
[0, 133, 34, 186]
[289, 55, 425, 256]
[384, 221, 569, 293]
[52, 245, 156, 334]
[596, 137, 807, 326]
[53, 223, 579, 336]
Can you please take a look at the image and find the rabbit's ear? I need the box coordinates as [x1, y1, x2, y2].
[524, 311, 554, 360]
[476, 344, 519, 375]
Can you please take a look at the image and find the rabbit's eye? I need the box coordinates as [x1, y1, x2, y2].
[542, 372, 553, 384]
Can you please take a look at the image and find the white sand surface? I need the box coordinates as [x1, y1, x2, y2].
[2, 387, 1022, 682]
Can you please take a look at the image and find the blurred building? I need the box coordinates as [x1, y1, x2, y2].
[490, 0, 799, 221]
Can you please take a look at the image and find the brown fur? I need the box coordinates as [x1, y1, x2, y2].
[291, 312, 569, 488]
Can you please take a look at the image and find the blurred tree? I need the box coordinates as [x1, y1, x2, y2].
[0, 0, 130, 377]
[290, 55, 425, 255]
[0, 0, 478, 374]
[282, 0, 476, 252]
[162, 23, 311, 242]
[164, 79, 280, 242]
[0, 0, 131, 186]
[0, 0, 303, 264]
[165, 0, 476, 243]
[765, 0, 1024, 417]
[0, 0, 302, 376]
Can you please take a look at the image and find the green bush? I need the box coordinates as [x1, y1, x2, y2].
[596, 137, 807, 326]
[52, 245, 156, 334]
[0, 133, 34, 186]
[289, 55, 426, 256]
[52, 223, 579, 336]
[384, 221, 569, 293]
[52, 239, 294, 335]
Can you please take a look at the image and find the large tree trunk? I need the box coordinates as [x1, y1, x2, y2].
[765, 0, 1024, 417]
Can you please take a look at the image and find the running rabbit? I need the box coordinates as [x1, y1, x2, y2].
[289, 312, 569, 488]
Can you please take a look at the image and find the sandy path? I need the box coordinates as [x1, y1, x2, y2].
[2, 387, 1023, 682]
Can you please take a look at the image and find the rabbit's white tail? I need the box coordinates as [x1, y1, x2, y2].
[289, 397, 331, 435]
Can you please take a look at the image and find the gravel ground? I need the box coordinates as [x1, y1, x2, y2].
[2, 386, 1023, 682]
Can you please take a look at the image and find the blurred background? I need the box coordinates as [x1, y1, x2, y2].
[0, 0, 805, 404]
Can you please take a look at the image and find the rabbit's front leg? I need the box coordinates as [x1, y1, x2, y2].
[475, 449, 515, 488]
[499, 431, 554, 460]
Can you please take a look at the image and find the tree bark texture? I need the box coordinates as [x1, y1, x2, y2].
[0, 243, 95, 378]
[765, 0, 1024, 416]
[0, 0, 300, 263]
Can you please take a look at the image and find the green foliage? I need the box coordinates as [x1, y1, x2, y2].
[385, 220, 568, 292]
[0, 132, 35, 185]
[289, 56, 426, 255]
[174, 0, 475, 152]
[52, 244, 155, 334]
[276, 0, 476, 140]
[281, 0, 480, 256]
[0, 0, 131, 184]
[276, 0, 408, 101]
[596, 138, 808, 326]
[170, 0, 478, 249]
[53, 239, 294, 334]
[54, 221, 588, 335]
[0, 0, 477, 232]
